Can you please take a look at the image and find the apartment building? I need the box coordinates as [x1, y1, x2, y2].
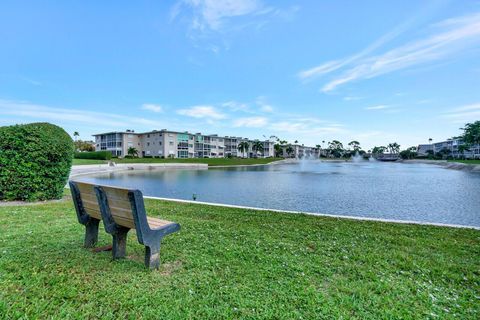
[280, 144, 320, 159]
[224, 137, 240, 157]
[93, 129, 276, 159]
[417, 138, 480, 159]
[196, 134, 226, 158]
[141, 130, 195, 158]
[94, 130, 142, 157]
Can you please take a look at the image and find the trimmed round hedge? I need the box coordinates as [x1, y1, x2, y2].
[0, 123, 74, 201]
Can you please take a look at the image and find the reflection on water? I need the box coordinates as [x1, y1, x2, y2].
[78, 161, 480, 227]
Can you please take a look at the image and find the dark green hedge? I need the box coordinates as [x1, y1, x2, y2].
[74, 151, 112, 160]
[0, 123, 74, 201]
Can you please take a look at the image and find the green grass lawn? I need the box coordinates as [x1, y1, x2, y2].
[71, 158, 107, 165]
[448, 159, 480, 164]
[72, 157, 284, 167]
[1, 198, 479, 318]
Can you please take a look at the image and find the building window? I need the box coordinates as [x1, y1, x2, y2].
[178, 150, 189, 158]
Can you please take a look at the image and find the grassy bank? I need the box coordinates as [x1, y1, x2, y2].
[72, 157, 284, 166]
[0, 199, 479, 319]
[448, 159, 480, 164]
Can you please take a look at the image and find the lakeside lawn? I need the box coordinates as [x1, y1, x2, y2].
[448, 159, 480, 164]
[1, 198, 479, 318]
[72, 157, 284, 166]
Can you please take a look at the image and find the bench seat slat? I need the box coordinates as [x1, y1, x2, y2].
[147, 217, 175, 228]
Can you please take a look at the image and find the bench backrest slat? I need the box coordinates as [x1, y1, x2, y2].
[74, 181, 136, 229]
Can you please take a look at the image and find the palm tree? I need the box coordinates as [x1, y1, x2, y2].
[286, 145, 294, 157]
[73, 131, 79, 141]
[271, 137, 288, 157]
[127, 147, 138, 158]
[393, 143, 400, 154]
[372, 146, 385, 155]
[237, 141, 250, 158]
[348, 141, 361, 157]
[274, 143, 285, 157]
[328, 140, 344, 158]
[387, 142, 400, 154]
[457, 144, 470, 159]
[252, 140, 264, 157]
[400, 146, 418, 159]
[428, 138, 434, 155]
[348, 141, 360, 151]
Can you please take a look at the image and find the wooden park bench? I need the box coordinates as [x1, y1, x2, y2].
[69, 181, 181, 269]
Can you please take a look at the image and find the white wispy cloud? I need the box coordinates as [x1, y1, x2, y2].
[297, 10, 423, 81]
[233, 116, 268, 127]
[452, 102, 480, 112]
[221, 100, 250, 112]
[259, 104, 273, 112]
[177, 105, 227, 119]
[0, 99, 161, 128]
[141, 103, 164, 113]
[442, 102, 480, 123]
[416, 99, 433, 104]
[255, 96, 274, 112]
[270, 119, 346, 135]
[18, 76, 42, 86]
[343, 96, 363, 101]
[321, 12, 480, 92]
[172, 0, 266, 31]
[299, 12, 480, 92]
[365, 105, 390, 110]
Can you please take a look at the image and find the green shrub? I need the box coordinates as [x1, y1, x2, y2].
[74, 151, 112, 160]
[0, 122, 74, 201]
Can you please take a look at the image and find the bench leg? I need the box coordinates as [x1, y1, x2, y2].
[145, 244, 161, 270]
[84, 219, 100, 248]
[112, 228, 129, 259]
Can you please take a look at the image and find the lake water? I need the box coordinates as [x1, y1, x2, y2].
[77, 161, 480, 227]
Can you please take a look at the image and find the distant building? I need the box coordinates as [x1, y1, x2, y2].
[93, 129, 277, 159]
[417, 144, 434, 156]
[280, 144, 320, 159]
[417, 138, 480, 159]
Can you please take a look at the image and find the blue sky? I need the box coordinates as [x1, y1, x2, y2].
[1, 0, 480, 150]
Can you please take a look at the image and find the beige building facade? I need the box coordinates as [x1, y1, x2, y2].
[93, 129, 277, 159]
